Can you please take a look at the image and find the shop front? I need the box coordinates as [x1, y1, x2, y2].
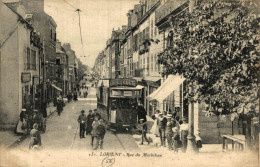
[147, 75, 185, 116]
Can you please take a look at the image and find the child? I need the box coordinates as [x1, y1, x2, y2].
[29, 123, 42, 150]
[91, 115, 100, 150]
[97, 119, 106, 149]
[139, 119, 150, 145]
[165, 115, 174, 150]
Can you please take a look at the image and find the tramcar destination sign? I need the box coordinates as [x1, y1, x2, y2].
[110, 79, 137, 87]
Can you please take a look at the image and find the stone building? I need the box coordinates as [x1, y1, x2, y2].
[0, 1, 42, 129]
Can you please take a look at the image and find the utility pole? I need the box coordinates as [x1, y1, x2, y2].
[186, 0, 197, 154]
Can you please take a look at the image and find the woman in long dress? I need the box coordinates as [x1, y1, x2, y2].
[150, 110, 159, 136]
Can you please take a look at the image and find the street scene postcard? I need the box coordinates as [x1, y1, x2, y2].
[0, 0, 260, 166]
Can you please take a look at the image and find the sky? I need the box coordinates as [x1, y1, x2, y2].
[44, 0, 139, 68]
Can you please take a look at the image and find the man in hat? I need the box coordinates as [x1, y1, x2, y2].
[157, 112, 167, 147]
[137, 103, 147, 123]
[139, 119, 150, 145]
[165, 114, 174, 150]
[78, 110, 87, 138]
[93, 109, 101, 120]
[180, 116, 189, 152]
[86, 110, 94, 135]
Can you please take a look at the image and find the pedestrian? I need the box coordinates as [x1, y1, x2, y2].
[56, 98, 62, 116]
[16, 109, 28, 134]
[29, 123, 42, 150]
[78, 110, 87, 138]
[93, 109, 101, 120]
[172, 121, 181, 152]
[91, 115, 101, 150]
[195, 131, 202, 151]
[73, 91, 78, 101]
[165, 114, 174, 150]
[157, 112, 167, 147]
[137, 103, 147, 123]
[180, 117, 189, 152]
[41, 100, 48, 118]
[67, 91, 72, 103]
[139, 119, 150, 145]
[150, 110, 160, 137]
[97, 119, 106, 149]
[86, 110, 94, 135]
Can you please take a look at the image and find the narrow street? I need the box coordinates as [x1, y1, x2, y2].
[1, 86, 258, 167]
[13, 86, 139, 152]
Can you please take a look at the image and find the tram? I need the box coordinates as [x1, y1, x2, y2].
[97, 78, 143, 131]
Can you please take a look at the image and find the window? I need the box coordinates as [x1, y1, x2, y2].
[31, 50, 36, 70]
[142, 29, 145, 42]
[27, 48, 30, 70]
[151, 54, 153, 71]
[154, 27, 157, 36]
[50, 29, 52, 39]
[145, 27, 149, 39]
[56, 59, 61, 65]
[151, 20, 153, 39]
[23, 47, 27, 70]
[54, 32, 56, 41]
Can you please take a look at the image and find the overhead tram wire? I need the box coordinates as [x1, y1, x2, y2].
[76, 9, 86, 59]
[62, 0, 87, 60]
[63, 0, 77, 10]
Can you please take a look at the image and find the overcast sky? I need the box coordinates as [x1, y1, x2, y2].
[43, 0, 139, 68]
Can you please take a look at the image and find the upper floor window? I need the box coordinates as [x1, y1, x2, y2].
[151, 20, 154, 39]
[166, 30, 173, 48]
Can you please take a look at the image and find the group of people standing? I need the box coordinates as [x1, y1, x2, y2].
[79, 86, 88, 98]
[77, 109, 106, 150]
[150, 110, 202, 152]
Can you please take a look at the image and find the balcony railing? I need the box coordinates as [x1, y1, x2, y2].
[155, 0, 187, 25]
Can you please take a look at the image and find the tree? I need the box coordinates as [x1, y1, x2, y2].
[157, 0, 260, 117]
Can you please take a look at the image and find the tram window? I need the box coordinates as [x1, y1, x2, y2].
[111, 98, 135, 109]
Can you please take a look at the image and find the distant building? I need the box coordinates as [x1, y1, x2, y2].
[63, 43, 78, 91]
[56, 41, 69, 96]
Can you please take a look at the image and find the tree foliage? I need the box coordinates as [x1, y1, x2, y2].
[157, 0, 260, 116]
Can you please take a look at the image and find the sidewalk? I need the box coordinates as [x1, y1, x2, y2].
[0, 100, 67, 148]
[132, 115, 223, 153]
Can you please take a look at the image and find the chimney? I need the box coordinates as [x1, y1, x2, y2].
[21, 0, 44, 13]
[56, 41, 62, 50]
[62, 43, 71, 51]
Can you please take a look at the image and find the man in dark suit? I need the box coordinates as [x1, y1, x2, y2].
[157, 112, 167, 147]
[77, 110, 87, 138]
[137, 103, 147, 123]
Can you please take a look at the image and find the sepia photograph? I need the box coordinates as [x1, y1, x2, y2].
[0, 0, 259, 166]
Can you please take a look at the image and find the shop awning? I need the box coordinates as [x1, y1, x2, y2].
[147, 75, 185, 103]
[143, 76, 161, 82]
[51, 84, 62, 92]
[111, 85, 144, 90]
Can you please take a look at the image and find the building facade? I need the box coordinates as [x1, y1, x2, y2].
[0, 1, 42, 129]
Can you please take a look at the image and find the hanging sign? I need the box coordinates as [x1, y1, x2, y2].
[110, 79, 137, 87]
[21, 72, 31, 83]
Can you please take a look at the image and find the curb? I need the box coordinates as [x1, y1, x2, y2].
[7, 101, 68, 149]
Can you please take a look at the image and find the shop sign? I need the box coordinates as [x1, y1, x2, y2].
[21, 72, 31, 83]
[111, 90, 122, 96]
[123, 91, 132, 96]
[110, 79, 137, 87]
